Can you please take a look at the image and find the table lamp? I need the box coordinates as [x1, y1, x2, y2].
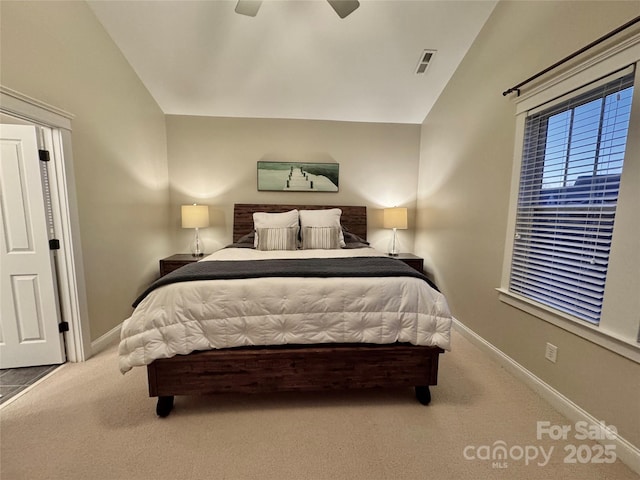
[181, 204, 209, 257]
[383, 207, 408, 256]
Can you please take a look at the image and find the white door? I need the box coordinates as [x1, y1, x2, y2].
[0, 124, 65, 368]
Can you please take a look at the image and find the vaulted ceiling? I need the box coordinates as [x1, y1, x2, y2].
[88, 0, 497, 124]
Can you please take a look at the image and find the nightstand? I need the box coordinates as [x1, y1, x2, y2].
[159, 254, 207, 277]
[391, 253, 424, 273]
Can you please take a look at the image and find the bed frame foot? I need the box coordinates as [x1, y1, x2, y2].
[156, 396, 174, 417]
[414, 386, 431, 405]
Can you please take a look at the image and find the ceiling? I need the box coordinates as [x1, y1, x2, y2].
[88, 0, 497, 124]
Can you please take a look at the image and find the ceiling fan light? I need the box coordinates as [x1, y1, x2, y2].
[327, 0, 360, 19]
[235, 0, 262, 17]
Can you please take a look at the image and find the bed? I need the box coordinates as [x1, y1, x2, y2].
[119, 204, 453, 417]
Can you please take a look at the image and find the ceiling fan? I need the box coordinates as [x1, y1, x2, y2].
[235, 0, 360, 19]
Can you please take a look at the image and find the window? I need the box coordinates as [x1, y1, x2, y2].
[510, 73, 634, 325]
[499, 35, 640, 361]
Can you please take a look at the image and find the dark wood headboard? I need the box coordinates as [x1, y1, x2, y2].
[233, 204, 367, 242]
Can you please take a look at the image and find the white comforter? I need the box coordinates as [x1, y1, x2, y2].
[118, 247, 453, 373]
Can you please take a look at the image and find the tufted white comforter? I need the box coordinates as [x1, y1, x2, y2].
[118, 247, 453, 374]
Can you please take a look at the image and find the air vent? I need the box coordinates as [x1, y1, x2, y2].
[415, 50, 436, 75]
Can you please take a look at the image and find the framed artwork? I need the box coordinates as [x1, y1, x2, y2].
[257, 161, 339, 192]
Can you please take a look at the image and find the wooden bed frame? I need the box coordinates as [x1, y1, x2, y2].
[146, 204, 445, 417]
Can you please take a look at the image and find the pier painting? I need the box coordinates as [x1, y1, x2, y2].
[257, 162, 339, 192]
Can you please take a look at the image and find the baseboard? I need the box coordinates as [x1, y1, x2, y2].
[452, 319, 640, 476]
[90, 323, 121, 356]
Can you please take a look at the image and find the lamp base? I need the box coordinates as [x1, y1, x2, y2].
[190, 228, 205, 257]
[388, 228, 400, 256]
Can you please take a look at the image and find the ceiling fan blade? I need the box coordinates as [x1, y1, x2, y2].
[327, 0, 360, 18]
[235, 0, 263, 17]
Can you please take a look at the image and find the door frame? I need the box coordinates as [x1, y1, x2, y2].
[1, 85, 91, 362]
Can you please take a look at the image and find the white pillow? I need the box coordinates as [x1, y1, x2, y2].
[299, 208, 345, 247]
[253, 209, 299, 247]
[256, 226, 299, 251]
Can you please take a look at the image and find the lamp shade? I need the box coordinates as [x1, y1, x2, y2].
[181, 204, 210, 229]
[383, 207, 408, 230]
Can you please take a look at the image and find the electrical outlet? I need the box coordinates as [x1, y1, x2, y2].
[545, 343, 558, 363]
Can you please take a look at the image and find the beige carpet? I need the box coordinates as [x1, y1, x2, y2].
[0, 330, 636, 480]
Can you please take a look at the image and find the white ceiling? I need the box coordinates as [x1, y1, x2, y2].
[88, 0, 497, 124]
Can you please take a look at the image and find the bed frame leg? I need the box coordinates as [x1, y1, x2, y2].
[414, 386, 431, 405]
[156, 396, 174, 417]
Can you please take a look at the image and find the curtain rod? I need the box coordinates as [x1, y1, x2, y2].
[502, 15, 640, 97]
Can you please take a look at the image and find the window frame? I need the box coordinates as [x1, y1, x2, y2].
[498, 33, 640, 364]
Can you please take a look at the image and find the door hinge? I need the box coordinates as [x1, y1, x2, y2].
[39, 149, 50, 162]
[49, 239, 60, 250]
[58, 322, 69, 333]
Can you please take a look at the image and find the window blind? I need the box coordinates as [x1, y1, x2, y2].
[510, 72, 634, 324]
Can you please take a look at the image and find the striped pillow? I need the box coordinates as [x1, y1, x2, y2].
[302, 226, 341, 250]
[256, 226, 299, 251]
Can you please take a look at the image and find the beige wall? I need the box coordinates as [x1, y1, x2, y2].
[0, 1, 171, 340]
[416, 1, 640, 447]
[166, 115, 420, 254]
[0, 1, 419, 344]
